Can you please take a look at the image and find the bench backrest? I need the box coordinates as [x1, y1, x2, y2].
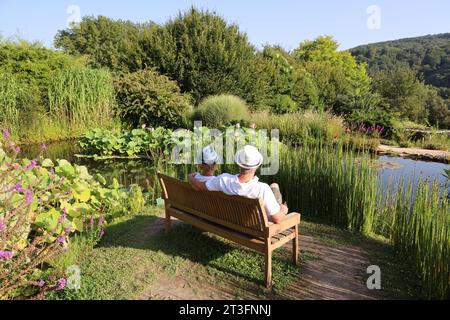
[157, 173, 269, 238]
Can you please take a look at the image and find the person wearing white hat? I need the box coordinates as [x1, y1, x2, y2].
[193, 145, 219, 182]
[188, 145, 288, 224]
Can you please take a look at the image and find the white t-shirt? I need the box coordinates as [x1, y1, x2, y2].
[194, 174, 216, 183]
[205, 173, 281, 217]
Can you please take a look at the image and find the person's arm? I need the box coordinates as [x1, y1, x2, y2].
[187, 173, 208, 191]
[271, 203, 289, 224]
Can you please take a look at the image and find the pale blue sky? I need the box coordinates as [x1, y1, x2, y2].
[0, 0, 449, 50]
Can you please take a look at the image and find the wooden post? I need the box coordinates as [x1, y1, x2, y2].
[292, 225, 299, 265]
[265, 243, 272, 288]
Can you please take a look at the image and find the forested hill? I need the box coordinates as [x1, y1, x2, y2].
[350, 33, 450, 97]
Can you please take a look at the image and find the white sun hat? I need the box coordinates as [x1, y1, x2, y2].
[235, 145, 264, 169]
[202, 145, 219, 165]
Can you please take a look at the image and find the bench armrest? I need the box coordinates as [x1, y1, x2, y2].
[266, 212, 301, 237]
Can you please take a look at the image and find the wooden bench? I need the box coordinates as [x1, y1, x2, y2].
[157, 172, 301, 288]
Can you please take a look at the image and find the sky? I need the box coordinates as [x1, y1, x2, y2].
[0, 0, 449, 51]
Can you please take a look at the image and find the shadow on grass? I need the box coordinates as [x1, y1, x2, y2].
[100, 215, 301, 290]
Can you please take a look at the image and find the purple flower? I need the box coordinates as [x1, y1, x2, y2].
[41, 143, 47, 152]
[24, 189, 33, 205]
[14, 146, 20, 154]
[99, 229, 105, 238]
[58, 213, 67, 223]
[2, 128, 10, 140]
[56, 278, 66, 291]
[0, 220, 5, 232]
[0, 250, 13, 261]
[89, 216, 94, 228]
[56, 235, 66, 244]
[37, 280, 45, 287]
[60, 176, 65, 184]
[13, 183, 23, 192]
[24, 159, 37, 171]
[98, 215, 104, 227]
[65, 227, 71, 235]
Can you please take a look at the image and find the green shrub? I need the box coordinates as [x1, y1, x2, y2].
[271, 94, 298, 114]
[114, 69, 192, 128]
[192, 94, 250, 128]
[0, 41, 85, 103]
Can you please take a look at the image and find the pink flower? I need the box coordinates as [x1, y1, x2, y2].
[99, 229, 105, 238]
[98, 215, 104, 226]
[2, 128, 10, 140]
[55, 278, 66, 291]
[24, 189, 33, 204]
[56, 235, 66, 244]
[37, 280, 45, 287]
[89, 216, 94, 228]
[0, 250, 13, 261]
[41, 143, 47, 152]
[24, 159, 37, 171]
[250, 123, 257, 129]
[0, 219, 5, 232]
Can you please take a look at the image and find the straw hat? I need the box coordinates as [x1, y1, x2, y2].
[235, 145, 263, 169]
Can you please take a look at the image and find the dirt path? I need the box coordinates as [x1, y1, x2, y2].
[378, 144, 450, 161]
[138, 218, 385, 300]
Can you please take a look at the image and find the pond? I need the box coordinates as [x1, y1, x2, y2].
[20, 140, 450, 191]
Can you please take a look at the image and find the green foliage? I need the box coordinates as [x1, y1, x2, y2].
[192, 94, 250, 128]
[0, 41, 84, 103]
[114, 68, 192, 128]
[141, 8, 259, 105]
[79, 127, 175, 158]
[294, 36, 372, 110]
[257, 46, 320, 112]
[54, 16, 147, 73]
[48, 66, 116, 128]
[350, 33, 450, 96]
[0, 135, 134, 298]
[373, 66, 430, 123]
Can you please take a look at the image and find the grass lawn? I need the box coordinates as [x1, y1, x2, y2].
[48, 206, 420, 300]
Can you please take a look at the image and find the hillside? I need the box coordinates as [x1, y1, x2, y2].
[350, 33, 450, 98]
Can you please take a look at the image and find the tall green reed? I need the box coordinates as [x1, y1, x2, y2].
[48, 67, 116, 130]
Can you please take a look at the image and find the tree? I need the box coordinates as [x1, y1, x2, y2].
[293, 36, 372, 110]
[258, 46, 320, 113]
[55, 16, 148, 72]
[139, 7, 260, 105]
[373, 67, 429, 123]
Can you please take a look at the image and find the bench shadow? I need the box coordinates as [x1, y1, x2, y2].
[99, 215, 293, 287]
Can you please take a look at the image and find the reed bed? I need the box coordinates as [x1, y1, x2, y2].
[48, 67, 116, 130]
[0, 71, 29, 133]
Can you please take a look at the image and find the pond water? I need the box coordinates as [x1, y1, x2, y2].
[19, 140, 450, 192]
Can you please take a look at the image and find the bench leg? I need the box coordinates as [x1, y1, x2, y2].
[265, 248, 272, 288]
[165, 208, 171, 234]
[292, 225, 299, 265]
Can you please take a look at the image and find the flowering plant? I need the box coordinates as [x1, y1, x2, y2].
[0, 130, 123, 299]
